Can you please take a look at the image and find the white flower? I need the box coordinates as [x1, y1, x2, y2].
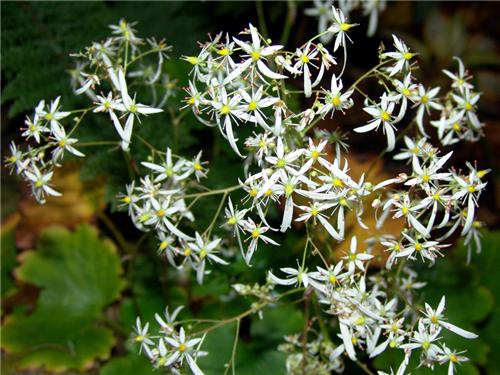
[190, 232, 228, 284]
[442, 57, 473, 93]
[342, 236, 373, 273]
[211, 88, 245, 157]
[50, 123, 85, 164]
[37, 96, 70, 133]
[354, 96, 397, 151]
[24, 166, 62, 203]
[226, 23, 286, 84]
[422, 296, 478, 339]
[413, 85, 443, 137]
[293, 42, 320, 98]
[382, 35, 415, 77]
[393, 136, 427, 162]
[141, 148, 189, 183]
[164, 327, 205, 375]
[133, 317, 154, 353]
[295, 201, 342, 241]
[268, 263, 318, 289]
[317, 74, 354, 118]
[451, 87, 481, 129]
[242, 219, 278, 264]
[451, 169, 487, 235]
[22, 114, 48, 144]
[437, 345, 468, 375]
[405, 151, 452, 188]
[93, 92, 122, 113]
[328, 7, 356, 53]
[5, 142, 28, 174]
[113, 70, 163, 150]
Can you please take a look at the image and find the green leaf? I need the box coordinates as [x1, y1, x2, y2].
[100, 351, 155, 375]
[1, 225, 124, 372]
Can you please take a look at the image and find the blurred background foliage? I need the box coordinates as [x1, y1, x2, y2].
[1, 1, 499, 374]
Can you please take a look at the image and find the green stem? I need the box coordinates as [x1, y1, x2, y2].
[255, 1, 269, 40]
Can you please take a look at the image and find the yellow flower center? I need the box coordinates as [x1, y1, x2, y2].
[251, 229, 260, 238]
[188, 97, 196, 105]
[160, 240, 168, 250]
[380, 111, 390, 121]
[415, 243, 422, 251]
[422, 341, 430, 350]
[401, 207, 409, 215]
[134, 335, 145, 342]
[311, 150, 319, 159]
[186, 56, 199, 65]
[156, 209, 165, 217]
[450, 354, 458, 363]
[340, 23, 352, 32]
[468, 186, 476, 193]
[194, 162, 203, 171]
[199, 249, 207, 259]
[422, 174, 430, 183]
[121, 196, 131, 204]
[452, 122, 461, 131]
[301, 55, 310, 64]
[58, 139, 67, 148]
[249, 188, 257, 197]
[354, 316, 365, 326]
[276, 159, 286, 168]
[331, 96, 341, 107]
[184, 247, 191, 256]
[430, 315, 439, 324]
[35, 180, 43, 188]
[217, 48, 230, 56]
[264, 188, 273, 197]
[250, 50, 260, 61]
[220, 105, 230, 115]
[433, 193, 440, 201]
[129, 104, 137, 113]
[284, 183, 294, 197]
[29, 124, 36, 132]
[421, 95, 429, 104]
[403, 52, 413, 60]
[402, 88, 411, 97]
[311, 207, 319, 217]
[227, 217, 237, 225]
[339, 198, 348, 206]
[248, 100, 258, 111]
[329, 275, 337, 284]
[45, 113, 53, 121]
[333, 178, 343, 187]
[393, 244, 401, 252]
[179, 343, 186, 352]
[464, 102, 472, 111]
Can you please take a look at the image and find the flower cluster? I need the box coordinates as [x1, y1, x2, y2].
[5, 97, 82, 203]
[269, 237, 477, 374]
[6, 19, 170, 203]
[119, 149, 231, 284]
[133, 306, 206, 375]
[6, 10, 489, 375]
